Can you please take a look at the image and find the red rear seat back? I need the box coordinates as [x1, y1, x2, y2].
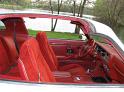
[1, 36, 18, 65]
[18, 38, 56, 82]
[0, 40, 10, 73]
[16, 34, 31, 49]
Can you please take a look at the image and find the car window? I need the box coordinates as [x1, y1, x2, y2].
[0, 20, 6, 30]
[24, 18, 87, 40]
[91, 34, 112, 45]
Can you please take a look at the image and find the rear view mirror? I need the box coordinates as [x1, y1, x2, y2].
[0, 20, 6, 30]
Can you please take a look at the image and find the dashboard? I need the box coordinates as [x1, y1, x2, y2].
[95, 44, 110, 62]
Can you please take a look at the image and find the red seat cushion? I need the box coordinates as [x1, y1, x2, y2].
[36, 32, 86, 76]
[58, 64, 86, 75]
[18, 38, 56, 82]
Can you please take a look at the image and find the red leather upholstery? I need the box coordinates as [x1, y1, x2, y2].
[16, 34, 31, 49]
[0, 39, 10, 73]
[1, 18, 28, 50]
[18, 38, 56, 82]
[36, 32, 58, 71]
[0, 35, 91, 83]
[36, 32, 86, 76]
[0, 36, 20, 77]
[1, 36, 18, 65]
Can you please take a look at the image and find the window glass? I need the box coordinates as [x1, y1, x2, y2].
[91, 34, 111, 45]
[0, 20, 6, 30]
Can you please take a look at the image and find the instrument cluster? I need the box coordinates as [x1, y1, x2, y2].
[95, 45, 110, 61]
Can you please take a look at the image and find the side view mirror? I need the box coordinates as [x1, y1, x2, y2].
[0, 20, 6, 30]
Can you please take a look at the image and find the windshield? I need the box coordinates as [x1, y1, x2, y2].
[91, 35, 110, 44]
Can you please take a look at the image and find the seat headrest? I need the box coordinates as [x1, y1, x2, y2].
[37, 32, 48, 43]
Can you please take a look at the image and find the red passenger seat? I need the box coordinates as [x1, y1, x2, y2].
[36, 32, 86, 76]
[18, 38, 56, 82]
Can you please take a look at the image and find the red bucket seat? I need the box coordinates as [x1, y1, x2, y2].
[36, 32, 86, 76]
[18, 38, 56, 82]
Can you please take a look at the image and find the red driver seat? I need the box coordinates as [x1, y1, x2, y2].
[36, 32, 86, 76]
[18, 38, 56, 82]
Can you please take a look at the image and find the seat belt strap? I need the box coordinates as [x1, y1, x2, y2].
[13, 20, 19, 53]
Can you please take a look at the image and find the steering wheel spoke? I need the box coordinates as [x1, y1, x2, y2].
[78, 39, 95, 57]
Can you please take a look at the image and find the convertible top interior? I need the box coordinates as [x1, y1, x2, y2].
[0, 16, 124, 84]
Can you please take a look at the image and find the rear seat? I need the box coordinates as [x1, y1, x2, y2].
[0, 33, 33, 80]
[0, 36, 20, 77]
[0, 39, 10, 73]
[1, 36, 18, 65]
[0, 18, 30, 79]
[0, 31, 32, 76]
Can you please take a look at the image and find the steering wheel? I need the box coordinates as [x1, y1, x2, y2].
[78, 39, 96, 57]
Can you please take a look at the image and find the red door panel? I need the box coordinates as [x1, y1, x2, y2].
[49, 39, 86, 60]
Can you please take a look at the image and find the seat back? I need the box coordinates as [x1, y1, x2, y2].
[0, 35, 19, 73]
[0, 39, 10, 73]
[18, 38, 55, 82]
[1, 36, 18, 66]
[1, 18, 29, 50]
[36, 32, 58, 71]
